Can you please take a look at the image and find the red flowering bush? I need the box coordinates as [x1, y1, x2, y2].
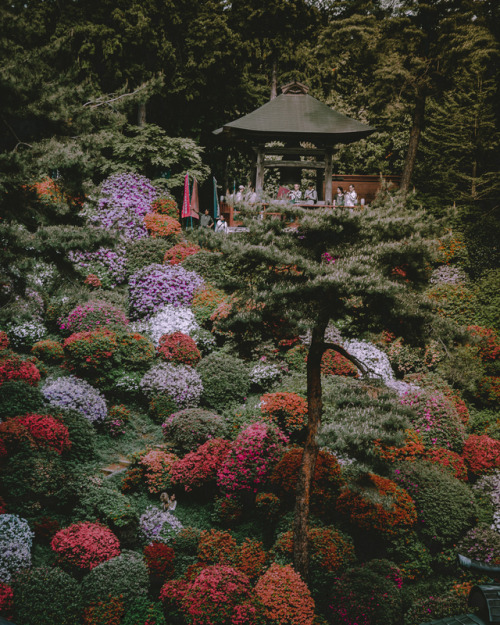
[425, 447, 468, 480]
[217, 422, 288, 496]
[157, 332, 201, 366]
[51, 521, 121, 571]
[84, 273, 102, 288]
[271, 448, 343, 516]
[462, 434, 500, 474]
[468, 325, 500, 362]
[0, 583, 13, 620]
[0, 418, 35, 457]
[139, 449, 179, 495]
[17, 413, 71, 455]
[144, 213, 181, 239]
[260, 392, 308, 434]
[235, 538, 268, 581]
[31, 339, 65, 363]
[255, 492, 281, 520]
[171, 438, 232, 491]
[63, 329, 119, 374]
[59, 300, 129, 334]
[374, 429, 426, 464]
[118, 332, 155, 369]
[152, 196, 178, 218]
[320, 349, 359, 377]
[0, 352, 41, 386]
[255, 563, 315, 625]
[198, 529, 238, 566]
[192, 284, 227, 326]
[144, 542, 175, 579]
[0, 332, 9, 351]
[336, 474, 417, 535]
[164, 242, 201, 265]
[82, 596, 124, 625]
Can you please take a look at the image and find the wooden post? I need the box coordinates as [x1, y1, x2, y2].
[324, 150, 333, 204]
[256, 147, 265, 195]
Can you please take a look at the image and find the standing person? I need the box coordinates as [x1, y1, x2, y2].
[246, 186, 258, 204]
[288, 183, 302, 203]
[334, 186, 344, 207]
[304, 182, 318, 205]
[215, 214, 228, 233]
[235, 185, 245, 202]
[200, 209, 214, 229]
[344, 184, 358, 207]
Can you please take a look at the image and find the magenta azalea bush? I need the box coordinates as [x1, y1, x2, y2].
[129, 264, 204, 320]
[59, 300, 128, 334]
[217, 422, 288, 496]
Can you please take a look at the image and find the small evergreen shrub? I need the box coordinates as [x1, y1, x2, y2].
[118, 332, 155, 370]
[55, 407, 96, 462]
[122, 598, 166, 625]
[162, 408, 228, 455]
[74, 482, 138, 532]
[149, 393, 178, 424]
[126, 237, 171, 276]
[157, 331, 201, 366]
[197, 351, 251, 412]
[0, 381, 45, 419]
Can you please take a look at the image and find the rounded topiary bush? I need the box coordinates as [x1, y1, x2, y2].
[42, 375, 107, 423]
[31, 339, 65, 363]
[51, 521, 121, 572]
[55, 408, 96, 462]
[138, 449, 179, 495]
[162, 408, 228, 455]
[260, 392, 308, 434]
[0, 352, 41, 387]
[164, 241, 201, 265]
[141, 362, 203, 409]
[143, 213, 181, 239]
[255, 563, 315, 625]
[16, 413, 71, 455]
[118, 332, 155, 370]
[157, 331, 201, 366]
[191, 283, 227, 326]
[58, 300, 129, 334]
[12, 566, 82, 625]
[463, 434, 500, 475]
[0, 514, 34, 583]
[393, 461, 477, 545]
[126, 237, 172, 276]
[122, 597, 166, 625]
[63, 328, 119, 376]
[197, 351, 251, 412]
[0, 380, 46, 419]
[81, 550, 148, 608]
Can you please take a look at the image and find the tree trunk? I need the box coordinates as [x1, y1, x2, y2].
[270, 60, 277, 100]
[137, 101, 147, 127]
[293, 319, 327, 581]
[400, 91, 426, 192]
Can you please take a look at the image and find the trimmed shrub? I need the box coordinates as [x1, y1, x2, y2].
[217, 422, 288, 496]
[126, 237, 172, 276]
[0, 380, 45, 419]
[51, 521, 120, 571]
[162, 408, 228, 455]
[138, 506, 184, 544]
[0, 514, 34, 583]
[164, 241, 201, 265]
[143, 212, 181, 238]
[141, 362, 203, 409]
[260, 392, 308, 434]
[31, 339, 65, 363]
[122, 598, 166, 625]
[0, 352, 41, 387]
[133, 304, 200, 346]
[321, 348, 359, 377]
[55, 407, 96, 462]
[463, 434, 500, 474]
[425, 447, 468, 480]
[82, 596, 125, 625]
[255, 563, 315, 625]
[197, 351, 251, 412]
[12, 566, 82, 625]
[117, 332, 155, 370]
[16, 413, 71, 455]
[152, 195, 178, 217]
[63, 328, 119, 375]
[235, 538, 268, 582]
[74, 482, 138, 534]
[59, 300, 128, 334]
[144, 542, 175, 579]
[198, 529, 238, 566]
[426, 283, 477, 325]
[139, 449, 179, 495]
[171, 438, 232, 491]
[149, 393, 178, 424]
[42, 375, 107, 423]
[81, 550, 148, 608]
[157, 331, 201, 366]
[191, 283, 227, 326]
[393, 461, 477, 545]
[336, 473, 417, 536]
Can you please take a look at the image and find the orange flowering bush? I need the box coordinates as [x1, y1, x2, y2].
[255, 492, 281, 520]
[31, 339, 65, 363]
[63, 329, 119, 375]
[192, 284, 227, 326]
[425, 447, 468, 480]
[437, 233, 467, 265]
[467, 325, 500, 362]
[462, 434, 500, 475]
[234, 538, 268, 581]
[336, 474, 417, 535]
[271, 448, 343, 516]
[152, 196, 178, 218]
[143, 213, 181, 239]
[320, 349, 359, 377]
[197, 529, 237, 566]
[374, 429, 426, 463]
[260, 392, 308, 434]
[51, 521, 120, 571]
[82, 596, 125, 625]
[157, 332, 201, 366]
[164, 242, 201, 265]
[139, 449, 179, 494]
[84, 273, 102, 288]
[255, 563, 315, 625]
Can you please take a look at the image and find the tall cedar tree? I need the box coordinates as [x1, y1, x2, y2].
[200, 196, 439, 580]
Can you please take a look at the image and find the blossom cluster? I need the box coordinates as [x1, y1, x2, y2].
[59, 300, 129, 334]
[51, 521, 121, 570]
[164, 242, 201, 265]
[144, 213, 181, 238]
[139, 449, 179, 495]
[260, 392, 308, 433]
[69, 247, 128, 287]
[171, 438, 232, 491]
[63, 329, 119, 373]
[31, 339, 65, 363]
[157, 332, 201, 367]
[143, 542, 176, 578]
[17, 413, 71, 455]
[42, 375, 107, 423]
[140, 362, 203, 408]
[0, 514, 34, 583]
[133, 305, 200, 346]
[5, 320, 47, 349]
[191, 284, 227, 326]
[139, 506, 183, 544]
[129, 264, 204, 320]
[463, 434, 500, 475]
[249, 362, 283, 388]
[0, 353, 41, 386]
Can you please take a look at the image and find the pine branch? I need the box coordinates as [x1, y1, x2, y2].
[2, 117, 32, 151]
[83, 85, 149, 108]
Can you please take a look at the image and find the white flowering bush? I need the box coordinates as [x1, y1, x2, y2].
[139, 506, 183, 544]
[6, 320, 47, 349]
[140, 363, 203, 408]
[0, 514, 34, 582]
[473, 471, 500, 534]
[133, 305, 200, 346]
[250, 362, 283, 389]
[113, 372, 143, 397]
[26, 261, 58, 290]
[343, 339, 395, 382]
[42, 375, 107, 423]
[192, 327, 217, 355]
[430, 265, 468, 285]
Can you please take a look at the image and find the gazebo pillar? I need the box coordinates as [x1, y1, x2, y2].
[324, 149, 333, 204]
[255, 147, 265, 195]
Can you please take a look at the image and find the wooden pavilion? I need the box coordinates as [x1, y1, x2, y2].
[213, 81, 375, 204]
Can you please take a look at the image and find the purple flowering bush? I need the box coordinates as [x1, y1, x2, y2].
[58, 300, 129, 334]
[68, 247, 128, 287]
[457, 523, 500, 564]
[42, 375, 107, 423]
[139, 506, 183, 544]
[132, 305, 200, 346]
[128, 264, 204, 320]
[89, 172, 157, 241]
[0, 514, 34, 583]
[140, 363, 203, 408]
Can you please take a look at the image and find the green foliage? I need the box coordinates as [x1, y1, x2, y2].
[74, 482, 138, 531]
[125, 237, 172, 277]
[56, 408, 97, 463]
[163, 408, 228, 455]
[474, 268, 500, 330]
[197, 351, 251, 413]
[122, 598, 166, 625]
[0, 380, 46, 419]
[181, 249, 226, 284]
[12, 566, 83, 625]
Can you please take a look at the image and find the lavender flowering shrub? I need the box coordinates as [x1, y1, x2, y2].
[133, 305, 200, 346]
[0, 514, 34, 582]
[128, 264, 204, 320]
[59, 300, 129, 334]
[139, 506, 183, 544]
[140, 363, 203, 408]
[42, 375, 107, 423]
[89, 172, 157, 240]
[69, 247, 128, 287]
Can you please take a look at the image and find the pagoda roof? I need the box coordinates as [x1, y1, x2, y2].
[214, 83, 374, 145]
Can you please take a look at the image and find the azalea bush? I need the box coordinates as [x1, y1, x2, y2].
[63, 329, 119, 375]
[133, 304, 200, 345]
[58, 300, 128, 334]
[164, 241, 201, 265]
[162, 408, 228, 455]
[128, 264, 204, 319]
[69, 247, 128, 288]
[74, 482, 137, 534]
[0, 380, 44, 419]
[122, 598, 166, 625]
[138, 506, 183, 544]
[197, 351, 251, 412]
[0, 582, 13, 620]
[321, 348, 359, 377]
[0, 514, 34, 583]
[217, 421, 288, 496]
[197, 529, 238, 566]
[152, 195, 178, 217]
[5, 320, 47, 349]
[51, 521, 121, 571]
[143, 213, 181, 239]
[255, 563, 315, 625]
[462, 434, 500, 475]
[260, 392, 308, 434]
[16, 413, 71, 455]
[42, 375, 107, 423]
[139, 449, 178, 495]
[457, 523, 500, 565]
[171, 438, 232, 492]
[191, 283, 227, 326]
[141, 362, 203, 409]
[157, 331, 201, 366]
[0, 352, 41, 387]
[144, 542, 176, 579]
[82, 596, 125, 625]
[117, 332, 155, 370]
[31, 339, 65, 363]
[336, 473, 417, 536]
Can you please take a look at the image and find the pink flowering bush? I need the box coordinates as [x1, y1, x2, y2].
[171, 438, 232, 491]
[255, 563, 315, 625]
[17, 413, 71, 455]
[217, 422, 288, 496]
[139, 449, 179, 495]
[58, 300, 129, 334]
[51, 521, 120, 571]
